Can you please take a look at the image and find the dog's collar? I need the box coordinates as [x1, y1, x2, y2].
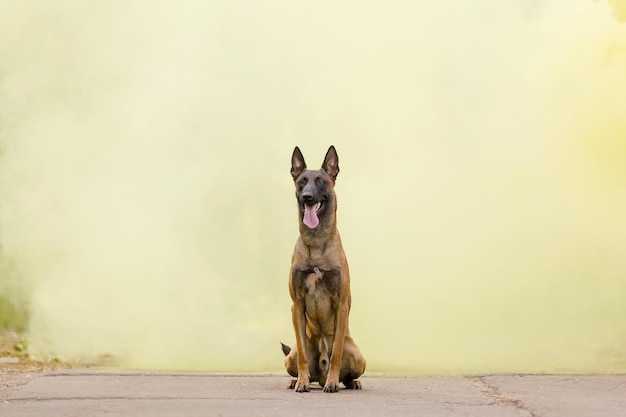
[301, 266, 323, 274]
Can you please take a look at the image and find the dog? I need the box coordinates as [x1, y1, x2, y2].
[282, 145, 366, 393]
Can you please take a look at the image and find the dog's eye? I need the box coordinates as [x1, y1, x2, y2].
[316, 178, 325, 185]
[298, 179, 307, 187]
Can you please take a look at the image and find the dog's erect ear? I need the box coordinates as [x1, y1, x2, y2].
[321, 145, 339, 181]
[291, 146, 307, 180]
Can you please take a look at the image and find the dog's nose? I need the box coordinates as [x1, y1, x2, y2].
[302, 192, 314, 203]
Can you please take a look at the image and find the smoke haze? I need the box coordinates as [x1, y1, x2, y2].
[1, 0, 625, 373]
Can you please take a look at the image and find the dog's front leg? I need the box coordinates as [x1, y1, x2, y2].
[291, 300, 310, 392]
[324, 299, 348, 392]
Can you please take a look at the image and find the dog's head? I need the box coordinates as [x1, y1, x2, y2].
[290, 146, 339, 230]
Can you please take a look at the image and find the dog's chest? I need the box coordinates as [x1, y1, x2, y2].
[295, 267, 340, 331]
[304, 267, 337, 292]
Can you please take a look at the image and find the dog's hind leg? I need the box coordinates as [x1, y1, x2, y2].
[283, 341, 323, 388]
[339, 336, 366, 390]
[283, 343, 298, 388]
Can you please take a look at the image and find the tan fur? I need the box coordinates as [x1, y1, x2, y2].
[284, 146, 366, 393]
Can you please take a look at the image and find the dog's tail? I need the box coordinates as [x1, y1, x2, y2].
[280, 342, 291, 356]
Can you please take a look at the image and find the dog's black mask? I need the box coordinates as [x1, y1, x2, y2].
[290, 146, 339, 229]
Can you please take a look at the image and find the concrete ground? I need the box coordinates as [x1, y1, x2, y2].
[1, 370, 625, 416]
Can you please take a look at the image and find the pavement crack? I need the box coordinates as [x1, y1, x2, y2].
[468, 376, 538, 417]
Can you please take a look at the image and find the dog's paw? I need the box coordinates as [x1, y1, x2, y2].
[343, 379, 362, 390]
[288, 379, 297, 389]
[323, 379, 340, 393]
[294, 378, 310, 393]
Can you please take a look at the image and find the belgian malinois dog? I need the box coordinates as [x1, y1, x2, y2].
[282, 145, 366, 393]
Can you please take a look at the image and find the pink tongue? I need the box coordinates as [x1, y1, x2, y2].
[303, 204, 319, 229]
